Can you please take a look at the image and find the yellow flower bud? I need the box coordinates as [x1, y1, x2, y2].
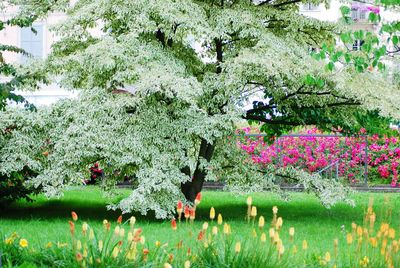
[217, 214, 223, 225]
[223, 223, 231, 235]
[184, 260, 191, 268]
[276, 217, 283, 230]
[202, 222, 209, 230]
[260, 232, 267, 243]
[325, 252, 331, 262]
[164, 263, 172, 268]
[212, 226, 218, 235]
[76, 240, 82, 250]
[369, 237, 377, 247]
[98, 240, 103, 251]
[119, 227, 125, 237]
[114, 226, 120, 236]
[246, 196, 252, 206]
[112, 247, 119, 258]
[250, 206, 257, 217]
[19, 238, 28, 248]
[258, 216, 265, 229]
[302, 240, 308, 250]
[252, 228, 257, 238]
[129, 216, 136, 228]
[289, 227, 295, 237]
[389, 228, 395, 239]
[209, 207, 215, 220]
[155, 241, 161, 247]
[278, 245, 284, 255]
[357, 226, 363, 237]
[82, 222, 88, 234]
[346, 233, 353, 244]
[272, 206, 278, 214]
[235, 242, 241, 253]
[269, 228, 275, 239]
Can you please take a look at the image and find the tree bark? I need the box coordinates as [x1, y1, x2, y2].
[181, 138, 215, 202]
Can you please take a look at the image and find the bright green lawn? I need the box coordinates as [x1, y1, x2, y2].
[1, 187, 399, 255]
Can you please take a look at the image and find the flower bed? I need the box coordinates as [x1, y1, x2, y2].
[239, 128, 400, 187]
[2, 195, 399, 267]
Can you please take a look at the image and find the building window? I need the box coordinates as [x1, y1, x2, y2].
[351, 7, 367, 21]
[353, 40, 364, 51]
[301, 2, 320, 11]
[20, 25, 44, 63]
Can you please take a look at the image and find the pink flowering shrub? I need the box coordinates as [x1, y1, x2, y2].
[238, 128, 400, 187]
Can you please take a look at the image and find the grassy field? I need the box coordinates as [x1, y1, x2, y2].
[1, 186, 399, 256]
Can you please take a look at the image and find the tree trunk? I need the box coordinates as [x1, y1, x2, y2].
[181, 138, 215, 202]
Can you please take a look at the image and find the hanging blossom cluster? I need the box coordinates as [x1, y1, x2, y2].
[239, 128, 400, 187]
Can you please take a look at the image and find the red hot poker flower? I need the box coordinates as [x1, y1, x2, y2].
[184, 206, 190, 219]
[171, 218, 177, 231]
[197, 230, 204, 241]
[177, 200, 183, 213]
[117, 215, 122, 224]
[71, 211, 78, 221]
[195, 192, 202, 205]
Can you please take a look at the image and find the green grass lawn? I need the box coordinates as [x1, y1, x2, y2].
[1, 186, 399, 256]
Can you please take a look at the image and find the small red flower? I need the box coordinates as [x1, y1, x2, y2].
[143, 248, 149, 255]
[184, 206, 190, 219]
[195, 192, 202, 205]
[177, 200, 183, 211]
[197, 230, 204, 241]
[171, 218, 177, 231]
[71, 211, 78, 221]
[117, 215, 122, 224]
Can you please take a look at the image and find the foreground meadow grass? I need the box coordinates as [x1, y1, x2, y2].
[1, 187, 400, 267]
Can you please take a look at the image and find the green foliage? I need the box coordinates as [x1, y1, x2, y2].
[4, 0, 400, 217]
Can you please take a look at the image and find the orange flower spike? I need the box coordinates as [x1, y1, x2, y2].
[195, 192, 202, 206]
[187, 247, 191, 255]
[69, 221, 75, 235]
[171, 218, 177, 231]
[71, 211, 78, 221]
[184, 206, 190, 221]
[177, 201, 183, 221]
[189, 207, 195, 222]
[143, 248, 149, 255]
[117, 215, 123, 224]
[177, 200, 183, 213]
[76, 252, 83, 262]
[197, 230, 204, 241]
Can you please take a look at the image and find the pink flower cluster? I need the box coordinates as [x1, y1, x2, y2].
[239, 128, 400, 187]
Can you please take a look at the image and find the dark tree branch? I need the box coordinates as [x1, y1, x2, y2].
[273, 0, 302, 8]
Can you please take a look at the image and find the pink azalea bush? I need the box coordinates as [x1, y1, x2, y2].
[238, 128, 400, 187]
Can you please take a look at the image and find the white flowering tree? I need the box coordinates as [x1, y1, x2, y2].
[1, 0, 400, 217]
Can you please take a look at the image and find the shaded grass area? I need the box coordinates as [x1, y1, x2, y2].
[1, 186, 399, 255]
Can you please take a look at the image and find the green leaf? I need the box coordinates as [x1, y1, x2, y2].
[344, 53, 351, 63]
[340, 6, 351, 16]
[393, 35, 399, 46]
[326, 62, 335, 71]
[304, 74, 315, 85]
[316, 78, 325, 88]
